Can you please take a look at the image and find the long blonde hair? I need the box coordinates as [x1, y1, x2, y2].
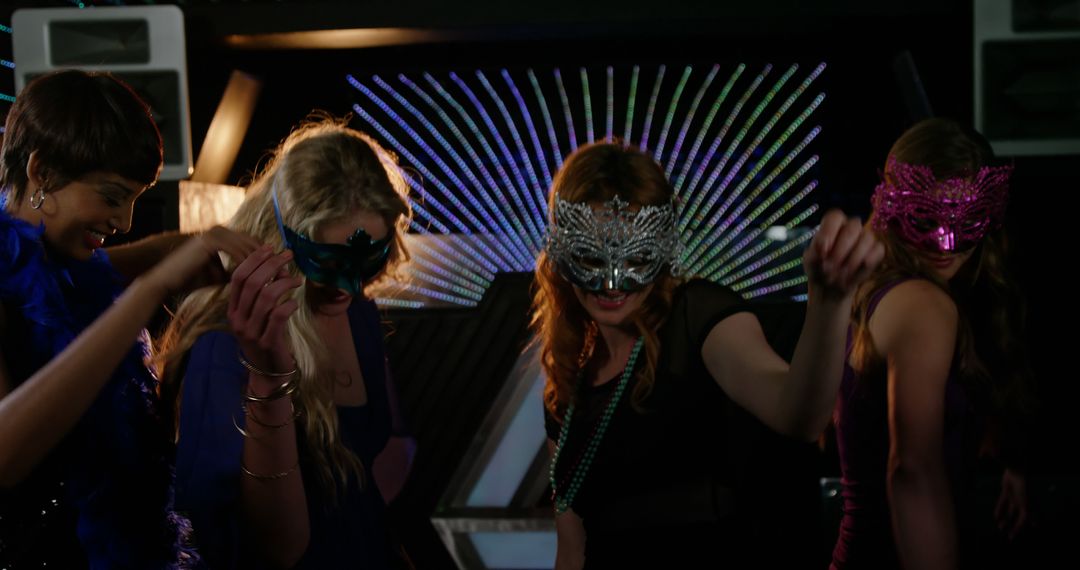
[157, 116, 411, 499]
[533, 141, 681, 422]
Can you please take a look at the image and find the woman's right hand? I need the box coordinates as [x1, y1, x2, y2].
[226, 246, 304, 373]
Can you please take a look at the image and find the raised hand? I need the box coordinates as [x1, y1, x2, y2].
[226, 246, 304, 373]
[804, 210, 885, 300]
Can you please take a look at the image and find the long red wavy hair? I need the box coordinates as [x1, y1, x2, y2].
[533, 141, 682, 422]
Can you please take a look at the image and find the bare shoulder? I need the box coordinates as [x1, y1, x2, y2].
[870, 279, 958, 356]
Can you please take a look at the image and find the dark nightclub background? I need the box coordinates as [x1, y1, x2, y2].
[1, 1, 1077, 568]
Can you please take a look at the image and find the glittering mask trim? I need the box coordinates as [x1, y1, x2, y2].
[271, 181, 392, 295]
[545, 194, 682, 292]
[871, 156, 1010, 253]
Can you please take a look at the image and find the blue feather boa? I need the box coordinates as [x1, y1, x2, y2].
[0, 197, 198, 569]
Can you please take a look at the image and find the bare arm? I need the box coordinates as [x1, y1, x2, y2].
[0, 234, 250, 487]
[548, 438, 586, 569]
[107, 227, 260, 282]
[106, 231, 188, 280]
[227, 247, 310, 568]
[703, 211, 884, 441]
[878, 281, 959, 570]
[374, 436, 417, 504]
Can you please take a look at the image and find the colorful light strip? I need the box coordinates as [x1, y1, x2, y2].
[678, 64, 771, 231]
[395, 74, 537, 259]
[652, 65, 692, 162]
[554, 69, 578, 152]
[639, 65, 666, 150]
[504, 69, 554, 191]
[346, 63, 826, 305]
[475, 71, 549, 244]
[349, 100, 516, 272]
[349, 76, 530, 269]
[528, 69, 564, 171]
[665, 64, 720, 179]
[580, 68, 594, 144]
[623, 65, 640, 144]
[672, 64, 743, 194]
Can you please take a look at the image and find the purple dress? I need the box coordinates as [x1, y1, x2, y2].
[174, 299, 407, 569]
[831, 279, 981, 569]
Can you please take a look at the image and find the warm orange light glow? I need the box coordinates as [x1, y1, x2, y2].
[221, 28, 468, 50]
[190, 70, 262, 184]
[178, 180, 247, 233]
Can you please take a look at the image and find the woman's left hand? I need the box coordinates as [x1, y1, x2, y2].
[803, 210, 885, 300]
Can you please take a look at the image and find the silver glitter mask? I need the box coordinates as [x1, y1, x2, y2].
[546, 194, 682, 292]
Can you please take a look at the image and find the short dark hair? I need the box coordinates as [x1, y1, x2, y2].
[1, 69, 163, 204]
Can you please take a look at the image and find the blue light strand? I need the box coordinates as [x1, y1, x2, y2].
[688, 154, 819, 275]
[349, 101, 515, 272]
[408, 247, 491, 295]
[699, 64, 824, 229]
[708, 205, 816, 280]
[375, 298, 427, 309]
[347, 62, 823, 305]
[414, 73, 542, 261]
[394, 73, 536, 261]
[605, 66, 614, 142]
[684, 90, 824, 270]
[406, 264, 485, 302]
[743, 275, 808, 299]
[350, 76, 531, 269]
[475, 70, 549, 244]
[695, 181, 818, 277]
[367, 74, 533, 263]
[665, 64, 720, 179]
[678, 64, 771, 231]
[652, 65, 693, 163]
[554, 69, 578, 151]
[397, 283, 478, 306]
[705, 206, 818, 282]
[688, 64, 801, 237]
[503, 69, 554, 192]
[712, 125, 822, 238]
[580, 68, 594, 143]
[672, 64, 744, 193]
[639, 65, 666, 151]
[719, 230, 815, 282]
[528, 69, 564, 172]
[405, 182, 504, 276]
[623, 65, 640, 144]
[729, 258, 804, 290]
[410, 237, 495, 286]
[408, 218, 502, 278]
[454, 71, 546, 250]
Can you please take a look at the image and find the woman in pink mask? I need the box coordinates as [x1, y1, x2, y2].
[830, 118, 1032, 570]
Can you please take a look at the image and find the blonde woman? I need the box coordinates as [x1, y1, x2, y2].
[160, 118, 415, 569]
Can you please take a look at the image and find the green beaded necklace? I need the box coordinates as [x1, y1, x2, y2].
[550, 336, 644, 514]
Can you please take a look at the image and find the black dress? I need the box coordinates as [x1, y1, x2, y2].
[545, 279, 754, 567]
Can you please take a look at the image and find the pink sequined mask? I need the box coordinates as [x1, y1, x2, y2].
[871, 156, 1011, 253]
